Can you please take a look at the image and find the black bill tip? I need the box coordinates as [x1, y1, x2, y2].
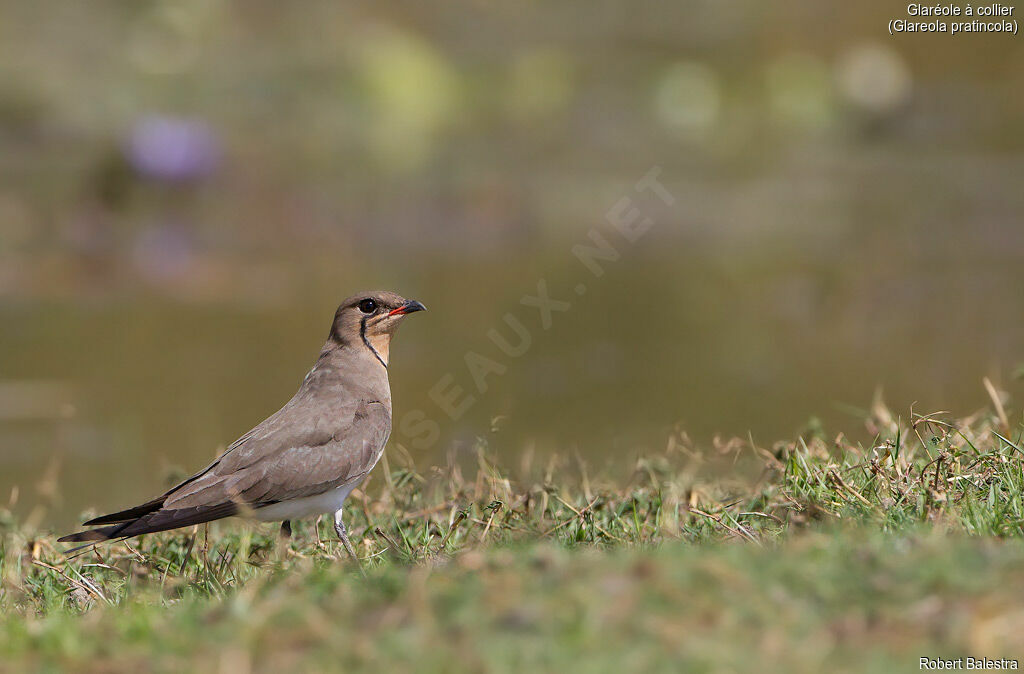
[389, 300, 427, 316]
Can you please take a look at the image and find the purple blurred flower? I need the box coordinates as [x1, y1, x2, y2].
[125, 116, 220, 182]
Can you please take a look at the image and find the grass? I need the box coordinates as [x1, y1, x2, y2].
[2, 399, 1024, 672]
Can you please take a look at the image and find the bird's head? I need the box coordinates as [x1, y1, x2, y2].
[329, 291, 426, 366]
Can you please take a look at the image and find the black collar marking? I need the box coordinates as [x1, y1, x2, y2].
[360, 315, 387, 369]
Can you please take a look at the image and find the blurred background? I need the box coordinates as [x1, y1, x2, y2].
[2, 1, 1023, 524]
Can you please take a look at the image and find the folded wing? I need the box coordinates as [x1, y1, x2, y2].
[59, 397, 391, 544]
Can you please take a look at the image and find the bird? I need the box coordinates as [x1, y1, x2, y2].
[59, 290, 426, 566]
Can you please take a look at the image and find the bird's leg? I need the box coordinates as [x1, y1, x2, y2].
[314, 514, 324, 549]
[272, 520, 294, 562]
[334, 508, 363, 573]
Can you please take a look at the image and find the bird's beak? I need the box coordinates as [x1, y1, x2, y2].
[388, 300, 427, 317]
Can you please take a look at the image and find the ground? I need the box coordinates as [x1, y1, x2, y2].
[2, 401, 1023, 673]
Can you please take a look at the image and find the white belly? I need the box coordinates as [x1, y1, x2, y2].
[250, 481, 358, 522]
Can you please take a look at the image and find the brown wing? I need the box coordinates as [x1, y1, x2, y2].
[164, 398, 390, 510]
[60, 396, 391, 544]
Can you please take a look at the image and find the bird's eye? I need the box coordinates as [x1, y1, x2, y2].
[358, 299, 378, 314]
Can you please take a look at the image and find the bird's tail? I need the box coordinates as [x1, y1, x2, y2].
[58, 522, 132, 544]
[58, 522, 136, 554]
[57, 497, 167, 551]
[58, 502, 241, 553]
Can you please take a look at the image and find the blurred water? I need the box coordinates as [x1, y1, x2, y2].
[3, 245, 1023, 522]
